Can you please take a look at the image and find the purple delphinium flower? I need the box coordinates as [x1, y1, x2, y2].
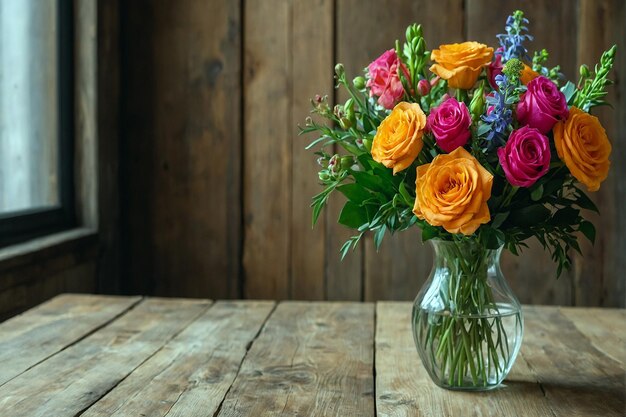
[496, 11, 533, 62]
[482, 74, 513, 147]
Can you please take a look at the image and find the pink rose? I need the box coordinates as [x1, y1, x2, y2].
[367, 49, 409, 109]
[517, 76, 569, 133]
[488, 49, 504, 90]
[427, 98, 471, 153]
[497, 126, 551, 188]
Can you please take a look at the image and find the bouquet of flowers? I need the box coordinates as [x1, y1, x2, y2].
[301, 10, 616, 390]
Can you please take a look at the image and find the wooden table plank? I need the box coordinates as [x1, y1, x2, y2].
[0, 293, 141, 386]
[559, 307, 626, 365]
[520, 306, 625, 417]
[81, 301, 275, 417]
[0, 297, 210, 416]
[375, 302, 556, 417]
[216, 302, 375, 417]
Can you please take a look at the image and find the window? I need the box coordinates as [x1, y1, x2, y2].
[0, 0, 74, 246]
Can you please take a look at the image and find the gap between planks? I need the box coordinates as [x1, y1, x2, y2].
[209, 302, 278, 417]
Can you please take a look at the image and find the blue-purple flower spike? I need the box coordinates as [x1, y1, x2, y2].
[496, 10, 533, 62]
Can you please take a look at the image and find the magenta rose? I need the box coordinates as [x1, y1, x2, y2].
[517, 76, 569, 133]
[366, 49, 409, 109]
[488, 49, 504, 90]
[497, 126, 551, 188]
[427, 98, 471, 153]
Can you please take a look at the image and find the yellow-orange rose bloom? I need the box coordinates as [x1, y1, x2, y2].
[413, 147, 493, 235]
[371, 102, 426, 174]
[553, 106, 611, 192]
[430, 42, 494, 89]
[520, 64, 539, 85]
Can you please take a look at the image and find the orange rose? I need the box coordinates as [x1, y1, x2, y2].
[553, 106, 611, 192]
[413, 147, 493, 235]
[430, 42, 494, 89]
[520, 64, 539, 85]
[371, 102, 426, 174]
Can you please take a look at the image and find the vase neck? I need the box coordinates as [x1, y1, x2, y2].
[429, 239, 502, 276]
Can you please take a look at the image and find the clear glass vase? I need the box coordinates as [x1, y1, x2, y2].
[412, 239, 523, 391]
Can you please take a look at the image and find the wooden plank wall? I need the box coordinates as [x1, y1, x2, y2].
[121, 0, 626, 307]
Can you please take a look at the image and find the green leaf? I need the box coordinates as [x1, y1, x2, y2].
[398, 181, 415, 207]
[337, 183, 372, 205]
[579, 221, 596, 244]
[351, 170, 385, 192]
[552, 206, 580, 227]
[560, 81, 577, 104]
[530, 184, 544, 201]
[421, 223, 439, 242]
[477, 123, 492, 137]
[338, 201, 369, 229]
[480, 226, 505, 249]
[374, 225, 387, 250]
[509, 205, 551, 227]
[573, 189, 599, 213]
[491, 211, 509, 229]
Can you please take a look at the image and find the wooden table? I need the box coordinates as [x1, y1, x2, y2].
[0, 295, 623, 416]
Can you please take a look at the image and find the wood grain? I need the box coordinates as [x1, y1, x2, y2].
[216, 302, 375, 416]
[375, 302, 556, 417]
[122, 0, 241, 298]
[290, 0, 333, 300]
[0, 294, 140, 386]
[0, 297, 210, 416]
[81, 301, 275, 417]
[520, 306, 625, 417]
[574, 0, 626, 307]
[242, 0, 291, 299]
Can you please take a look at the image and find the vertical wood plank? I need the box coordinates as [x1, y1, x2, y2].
[0, 298, 211, 416]
[243, 0, 291, 299]
[467, 0, 578, 306]
[122, 0, 241, 298]
[96, 0, 121, 294]
[574, 0, 626, 307]
[216, 302, 375, 416]
[81, 301, 275, 417]
[290, 0, 333, 300]
[375, 302, 556, 416]
[336, 0, 464, 301]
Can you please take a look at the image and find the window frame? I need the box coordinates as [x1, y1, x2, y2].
[0, 0, 75, 247]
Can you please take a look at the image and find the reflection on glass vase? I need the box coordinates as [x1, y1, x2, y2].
[412, 239, 524, 391]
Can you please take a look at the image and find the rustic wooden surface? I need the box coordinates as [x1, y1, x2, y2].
[119, 0, 626, 307]
[0, 295, 623, 416]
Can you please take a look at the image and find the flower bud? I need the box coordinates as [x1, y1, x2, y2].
[328, 154, 339, 173]
[344, 98, 356, 124]
[362, 138, 372, 152]
[340, 156, 354, 170]
[353, 76, 366, 90]
[334, 63, 345, 78]
[339, 117, 353, 130]
[318, 171, 330, 182]
[469, 82, 485, 121]
[579, 64, 590, 78]
[333, 104, 345, 119]
[416, 79, 430, 96]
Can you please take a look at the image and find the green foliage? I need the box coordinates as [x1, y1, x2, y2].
[573, 45, 618, 111]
